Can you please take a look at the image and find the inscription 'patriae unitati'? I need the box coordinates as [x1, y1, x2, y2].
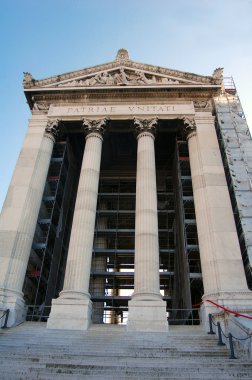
[67, 105, 175, 113]
[49, 103, 194, 117]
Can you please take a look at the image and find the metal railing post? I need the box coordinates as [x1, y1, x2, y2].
[217, 322, 225, 346]
[228, 333, 237, 359]
[2, 309, 10, 329]
[208, 314, 214, 334]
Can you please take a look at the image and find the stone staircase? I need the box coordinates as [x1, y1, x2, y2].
[0, 322, 251, 379]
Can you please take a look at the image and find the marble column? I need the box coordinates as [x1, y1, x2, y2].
[127, 118, 168, 332]
[184, 113, 252, 327]
[47, 118, 108, 330]
[0, 118, 60, 326]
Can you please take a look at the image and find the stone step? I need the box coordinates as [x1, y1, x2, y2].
[0, 349, 229, 356]
[0, 340, 225, 350]
[0, 335, 220, 344]
[0, 355, 250, 367]
[0, 341, 224, 348]
[1, 372, 249, 380]
[1, 363, 252, 377]
[2, 355, 242, 367]
[0, 345, 229, 353]
[0, 322, 250, 380]
[5, 364, 252, 379]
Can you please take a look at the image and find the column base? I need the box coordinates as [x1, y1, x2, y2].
[200, 290, 252, 331]
[47, 297, 92, 331]
[127, 299, 169, 332]
[0, 288, 27, 327]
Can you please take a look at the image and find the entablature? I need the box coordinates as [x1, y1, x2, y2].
[26, 86, 219, 113]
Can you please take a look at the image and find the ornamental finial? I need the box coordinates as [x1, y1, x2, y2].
[116, 48, 129, 61]
[212, 67, 223, 84]
[23, 72, 34, 87]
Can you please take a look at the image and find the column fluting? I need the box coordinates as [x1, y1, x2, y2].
[184, 115, 248, 294]
[60, 118, 108, 299]
[127, 118, 168, 331]
[132, 118, 162, 299]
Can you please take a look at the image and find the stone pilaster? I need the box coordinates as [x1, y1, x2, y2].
[184, 113, 252, 327]
[127, 118, 168, 332]
[47, 118, 108, 331]
[0, 117, 60, 326]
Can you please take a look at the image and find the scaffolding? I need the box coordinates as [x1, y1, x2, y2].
[24, 124, 202, 324]
[23, 136, 82, 320]
[170, 137, 202, 324]
[89, 128, 202, 324]
[214, 78, 252, 289]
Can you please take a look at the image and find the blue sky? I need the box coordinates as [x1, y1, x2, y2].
[1, 0, 252, 210]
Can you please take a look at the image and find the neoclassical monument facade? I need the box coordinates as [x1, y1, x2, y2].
[0, 49, 252, 331]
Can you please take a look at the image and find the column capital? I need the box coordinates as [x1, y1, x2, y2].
[182, 116, 197, 140]
[134, 118, 158, 140]
[45, 119, 61, 142]
[82, 118, 108, 140]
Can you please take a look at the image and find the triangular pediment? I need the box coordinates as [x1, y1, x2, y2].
[23, 49, 222, 90]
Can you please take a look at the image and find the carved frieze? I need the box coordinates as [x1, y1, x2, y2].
[32, 89, 220, 107]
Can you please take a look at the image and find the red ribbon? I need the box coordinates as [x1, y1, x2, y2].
[192, 301, 203, 307]
[192, 299, 252, 320]
[205, 299, 252, 320]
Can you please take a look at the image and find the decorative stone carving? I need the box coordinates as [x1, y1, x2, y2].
[182, 117, 196, 140]
[57, 68, 180, 88]
[45, 119, 61, 141]
[33, 102, 50, 111]
[116, 48, 129, 61]
[212, 68, 224, 84]
[194, 100, 212, 110]
[82, 118, 108, 137]
[27, 50, 220, 89]
[23, 72, 34, 86]
[134, 118, 158, 137]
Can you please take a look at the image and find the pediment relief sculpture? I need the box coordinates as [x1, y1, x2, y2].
[56, 68, 181, 88]
[23, 50, 222, 91]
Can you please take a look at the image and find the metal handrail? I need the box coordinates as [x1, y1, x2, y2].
[91, 307, 200, 325]
[26, 305, 51, 321]
[208, 313, 252, 359]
